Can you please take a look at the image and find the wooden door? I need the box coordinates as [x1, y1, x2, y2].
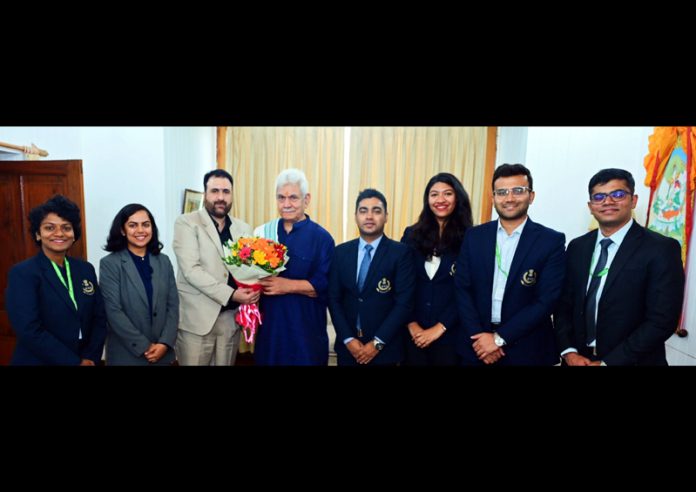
[0, 160, 86, 365]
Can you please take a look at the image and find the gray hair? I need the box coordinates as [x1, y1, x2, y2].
[275, 168, 309, 197]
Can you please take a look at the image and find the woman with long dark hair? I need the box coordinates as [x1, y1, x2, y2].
[6, 195, 106, 365]
[99, 203, 179, 365]
[401, 173, 474, 365]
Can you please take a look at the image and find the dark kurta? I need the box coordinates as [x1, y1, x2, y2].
[254, 216, 334, 365]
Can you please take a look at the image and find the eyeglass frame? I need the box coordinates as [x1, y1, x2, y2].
[589, 189, 632, 204]
[493, 186, 532, 197]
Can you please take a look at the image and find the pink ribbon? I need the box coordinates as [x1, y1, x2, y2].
[234, 281, 264, 344]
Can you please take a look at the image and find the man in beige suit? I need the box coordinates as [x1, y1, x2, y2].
[173, 169, 259, 365]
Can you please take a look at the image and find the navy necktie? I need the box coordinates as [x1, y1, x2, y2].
[585, 238, 613, 345]
[357, 244, 373, 291]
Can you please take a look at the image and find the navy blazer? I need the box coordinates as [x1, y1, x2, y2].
[454, 218, 566, 365]
[401, 226, 459, 346]
[554, 221, 684, 365]
[6, 251, 107, 365]
[328, 236, 416, 365]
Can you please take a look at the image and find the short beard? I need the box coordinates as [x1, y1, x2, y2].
[205, 200, 231, 218]
[359, 226, 384, 239]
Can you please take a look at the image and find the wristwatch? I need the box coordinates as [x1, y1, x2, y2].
[493, 332, 506, 347]
[373, 339, 385, 351]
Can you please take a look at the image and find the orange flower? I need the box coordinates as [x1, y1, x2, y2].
[222, 237, 289, 275]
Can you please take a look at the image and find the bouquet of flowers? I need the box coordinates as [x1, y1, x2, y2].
[222, 237, 289, 344]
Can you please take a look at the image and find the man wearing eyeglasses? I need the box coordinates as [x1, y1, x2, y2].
[454, 163, 566, 365]
[555, 168, 684, 366]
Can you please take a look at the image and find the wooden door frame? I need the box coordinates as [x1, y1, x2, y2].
[0, 159, 86, 365]
[216, 127, 227, 169]
[481, 126, 498, 224]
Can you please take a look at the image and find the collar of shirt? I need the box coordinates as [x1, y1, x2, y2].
[359, 235, 383, 252]
[595, 218, 633, 250]
[496, 217, 528, 240]
[282, 214, 311, 233]
[357, 235, 383, 282]
[208, 212, 231, 231]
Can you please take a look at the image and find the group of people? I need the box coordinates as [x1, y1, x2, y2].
[5, 164, 686, 366]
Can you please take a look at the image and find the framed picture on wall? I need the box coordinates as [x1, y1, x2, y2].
[182, 189, 204, 213]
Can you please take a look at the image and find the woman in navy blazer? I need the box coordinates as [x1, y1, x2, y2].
[401, 173, 474, 365]
[6, 195, 106, 365]
[99, 204, 179, 365]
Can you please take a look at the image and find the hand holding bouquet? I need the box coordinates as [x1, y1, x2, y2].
[222, 237, 289, 344]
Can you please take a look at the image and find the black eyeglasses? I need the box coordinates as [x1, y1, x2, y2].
[590, 189, 631, 203]
[493, 186, 531, 197]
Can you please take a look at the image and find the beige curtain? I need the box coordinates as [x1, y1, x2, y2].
[224, 127, 345, 240]
[348, 127, 488, 241]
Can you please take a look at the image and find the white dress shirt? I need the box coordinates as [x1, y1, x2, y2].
[491, 218, 527, 323]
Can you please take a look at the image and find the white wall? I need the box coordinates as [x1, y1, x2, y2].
[0, 127, 83, 160]
[495, 127, 527, 171]
[496, 126, 655, 239]
[0, 127, 215, 272]
[667, 241, 696, 364]
[162, 127, 217, 272]
[80, 127, 167, 268]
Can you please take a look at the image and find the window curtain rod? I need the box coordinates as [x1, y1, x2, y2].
[0, 140, 49, 157]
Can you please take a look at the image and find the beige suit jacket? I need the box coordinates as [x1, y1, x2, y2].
[172, 208, 253, 336]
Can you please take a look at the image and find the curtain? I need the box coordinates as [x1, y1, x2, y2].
[225, 127, 345, 240]
[348, 127, 488, 241]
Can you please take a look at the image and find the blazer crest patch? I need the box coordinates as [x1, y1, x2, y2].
[520, 269, 537, 287]
[82, 279, 95, 295]
[376, 277, 392, 293]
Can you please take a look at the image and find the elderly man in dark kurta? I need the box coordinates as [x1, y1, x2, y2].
[254, 168, 335, 365]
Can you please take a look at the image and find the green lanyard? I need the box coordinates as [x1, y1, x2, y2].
[51, 258, 78, 311]
[588, 247, 609, 278]
[495, 242, 509, 278]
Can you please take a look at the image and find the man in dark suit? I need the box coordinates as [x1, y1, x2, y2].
[454, 164, 566, 365]
[328, 188, 416, 365]
[555, 168, 684, 366]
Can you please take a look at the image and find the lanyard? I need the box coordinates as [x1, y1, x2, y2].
[495, 242, 509, 278]
[588, 247, 610, 277]
[51, 258, 78, 311]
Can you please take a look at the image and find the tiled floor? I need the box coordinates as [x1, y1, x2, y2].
[327, 318, 337, 366]
[666, 332, 696, 366]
